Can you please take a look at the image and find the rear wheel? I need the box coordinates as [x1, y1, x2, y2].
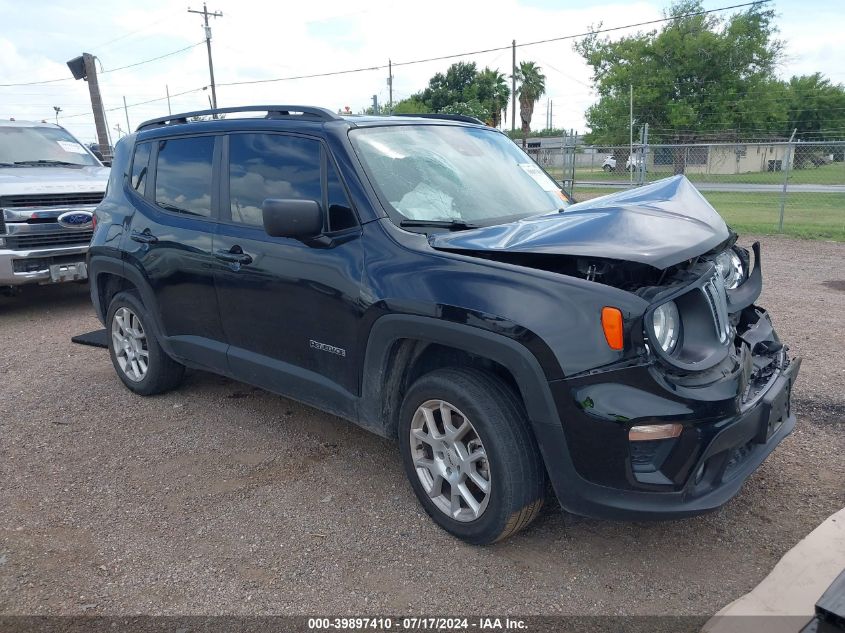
[602, 164, 613, 172]
[107, 291, 184, 395]
[398, 368, 545, 544]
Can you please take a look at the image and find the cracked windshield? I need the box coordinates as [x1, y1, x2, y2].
[350, 124, 569, 226]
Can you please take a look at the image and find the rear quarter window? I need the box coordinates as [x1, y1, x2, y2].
[129, 142, 152, 196]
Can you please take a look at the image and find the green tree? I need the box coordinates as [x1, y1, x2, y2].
[440, 100, 490, 121]
[575, 0, 783, 170]
[514, 61, 546, 148]
[469, 67, 511, 127]
[401, 62, 510, 126]
[419, 61, 479, 112]
[393, 97, 428, 114]
[783, 73, 845, 140]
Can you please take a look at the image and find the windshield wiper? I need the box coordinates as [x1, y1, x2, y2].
[14, 160, 81, 167]
[400, 219, 479, 231]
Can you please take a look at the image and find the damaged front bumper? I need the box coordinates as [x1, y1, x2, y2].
[544, 304, 801, 520]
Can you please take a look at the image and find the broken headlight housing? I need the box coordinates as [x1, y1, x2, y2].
[714, 248, 745, 290]
[652, 301, 680, 354]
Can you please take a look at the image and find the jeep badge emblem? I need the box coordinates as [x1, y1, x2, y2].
[57, 210, 94, 229]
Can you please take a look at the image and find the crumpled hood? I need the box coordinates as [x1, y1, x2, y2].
[431, 175, 730, 269]
[0, 165, 110, 197]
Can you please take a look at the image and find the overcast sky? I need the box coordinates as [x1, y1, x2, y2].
[1, 0, 842, 144]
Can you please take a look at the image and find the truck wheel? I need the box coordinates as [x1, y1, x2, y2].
[602, 164, 613, 172]
[106, 291, 184, 396]
[398, 368, 545, 544]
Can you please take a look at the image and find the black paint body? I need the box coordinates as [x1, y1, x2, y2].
[89, 115, 798, 520]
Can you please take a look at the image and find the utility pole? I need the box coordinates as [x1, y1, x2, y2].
[629, 84, 633, 185]
[387, 59, 393, 114]
[511, 40, 516, 133]
[53, 106, 62, 125]
[66, 53, 111, 160]
[188, 3, 223, 113]
[778, 128, 797, 232]
[166, 85, 172, 115]
[123, 96, 131, 132]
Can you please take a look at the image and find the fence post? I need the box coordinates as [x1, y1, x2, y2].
[778, 129, 797, 232]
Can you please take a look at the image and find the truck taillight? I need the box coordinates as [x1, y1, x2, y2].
[91, 213, 97, 229]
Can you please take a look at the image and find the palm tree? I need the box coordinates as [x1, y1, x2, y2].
[514, 61, 546, 147]
[470, 67, 511, 128]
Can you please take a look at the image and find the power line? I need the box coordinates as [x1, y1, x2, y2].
[216, 1, 771, 89]
[0, 41, 204, 87]
[23, 0, 779, 125]
[57, 86, 208, 120]
[100, 42, 204, 73]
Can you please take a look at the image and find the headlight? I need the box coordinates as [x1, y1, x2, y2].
[652, 301, 680, 353]
[714, 249, 745, 289]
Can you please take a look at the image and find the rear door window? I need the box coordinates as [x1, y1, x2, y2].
[154, 136, 215, 217]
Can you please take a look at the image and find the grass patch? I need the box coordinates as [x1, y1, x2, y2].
[550, 161, 845, 186]
[572, 186, 845, 241]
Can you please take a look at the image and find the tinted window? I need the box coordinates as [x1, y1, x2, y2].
[229, 134, 321, 227]
[326, 159, 357, 231]
[154, 136, 215, 217]
[130, 142, 151, 195]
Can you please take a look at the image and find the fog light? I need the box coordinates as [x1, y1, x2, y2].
[629, 423, 682, 441]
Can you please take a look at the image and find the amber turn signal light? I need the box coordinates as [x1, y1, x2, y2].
[629, 423, 683, 441]
[601, 306, 624, 351]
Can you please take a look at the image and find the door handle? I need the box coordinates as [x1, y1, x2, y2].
[214, 249, 253, 266]
[130, 229, 158, 244]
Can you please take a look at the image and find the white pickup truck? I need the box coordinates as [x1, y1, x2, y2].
[0, 119, 109, 291]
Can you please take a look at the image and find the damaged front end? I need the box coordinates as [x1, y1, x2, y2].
[549, 239, 801, 517]
[430, 176, 800, 517]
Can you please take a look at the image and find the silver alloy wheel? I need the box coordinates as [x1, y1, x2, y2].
[409, 399, 491, 522]
[111, 306, 149, 382]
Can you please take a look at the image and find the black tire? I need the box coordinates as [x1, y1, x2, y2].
[602, 164, 613, 172]
[106, 291, 184, 396]
[398, 368, 545, 544]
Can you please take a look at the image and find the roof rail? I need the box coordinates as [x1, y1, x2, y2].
[136, 105, 341, 132]
[392, 113, 485, 125]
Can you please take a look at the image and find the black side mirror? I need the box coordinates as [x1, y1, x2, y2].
[91, 149, 105, 161]
[262, 199, 323, 239]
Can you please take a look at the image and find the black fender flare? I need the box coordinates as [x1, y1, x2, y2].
[88, 254, 176, 359]
[360, 315, 560, 430]
[357, 314, 583, 504]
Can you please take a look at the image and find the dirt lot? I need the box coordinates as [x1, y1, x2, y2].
[1, 235, 843, 616]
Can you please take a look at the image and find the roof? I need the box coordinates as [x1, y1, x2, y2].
[135, 106, 487, 133]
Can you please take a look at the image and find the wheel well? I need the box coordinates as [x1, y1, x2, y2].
[382, 340, 523, 438]
[96, 272, 138, 320]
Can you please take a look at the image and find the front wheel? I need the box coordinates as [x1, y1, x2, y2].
[398, 368, 545, 544]
[602, 164, 613, 172]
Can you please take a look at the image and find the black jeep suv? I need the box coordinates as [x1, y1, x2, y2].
[89, 105, 799, 544]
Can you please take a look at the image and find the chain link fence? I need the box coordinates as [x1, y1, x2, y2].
[526, 137, 845, 240]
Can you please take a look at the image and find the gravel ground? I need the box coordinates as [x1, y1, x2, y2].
[1, 235, 843, 617]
